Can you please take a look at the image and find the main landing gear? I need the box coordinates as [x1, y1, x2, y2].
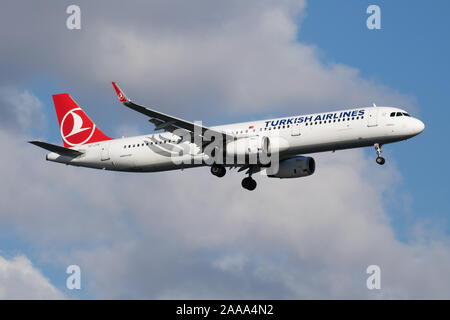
[241, 166, 257, 191]
[211, 164, 226, 177]
[211, 164, 257, 190]
[374, 143, 386, 165]
[242, 176, 257, 191]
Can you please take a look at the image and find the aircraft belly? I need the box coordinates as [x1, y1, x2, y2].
[286, 126, 405, 156]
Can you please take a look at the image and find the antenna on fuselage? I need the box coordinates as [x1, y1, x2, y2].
[373, 103, 377, 107]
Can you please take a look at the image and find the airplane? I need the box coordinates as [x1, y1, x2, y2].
[29, 82, 425, 190]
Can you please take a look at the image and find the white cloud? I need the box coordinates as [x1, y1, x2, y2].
[0, 86, 45, 132]
[0, 255, 65, 299]
[212, 253, 248, 274]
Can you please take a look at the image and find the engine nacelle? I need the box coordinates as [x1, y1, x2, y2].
[267, 156, 315, 178]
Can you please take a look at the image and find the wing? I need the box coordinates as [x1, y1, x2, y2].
[29, 141, 84, 157]
[112, 82, 233, 145]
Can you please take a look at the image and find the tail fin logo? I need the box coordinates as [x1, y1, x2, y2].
[60, 108, 96, 146]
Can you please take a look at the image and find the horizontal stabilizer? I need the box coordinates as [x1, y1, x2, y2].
[28, 141, 84, 157]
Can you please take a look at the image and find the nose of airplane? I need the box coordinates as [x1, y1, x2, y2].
[413, 118, 425, 135]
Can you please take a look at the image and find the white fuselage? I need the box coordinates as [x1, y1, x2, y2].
[46, 106, 425, 172]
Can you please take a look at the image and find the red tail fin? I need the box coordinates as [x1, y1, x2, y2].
[52, 94, 112, 148]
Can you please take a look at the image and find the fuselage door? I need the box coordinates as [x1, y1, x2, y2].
[101, 143, 110, 161]
[367, 108, 378, 127]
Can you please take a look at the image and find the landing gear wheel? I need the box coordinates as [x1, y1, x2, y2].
[374, 143, 385, 165]
[376, 156, 385, 165]
[242, 177, 257, 191]
[211, 164, 226, 177]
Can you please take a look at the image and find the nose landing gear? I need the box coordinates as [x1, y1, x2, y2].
[374, 143, 385, 165]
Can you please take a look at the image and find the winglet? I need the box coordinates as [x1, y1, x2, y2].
[112, 82, 129, 102]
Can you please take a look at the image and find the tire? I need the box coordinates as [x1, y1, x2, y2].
[217, 166, 226, 177]
[242, 177, 257, 190]
[211, 165, 226, 177]
[241, 177, 250, 189]
[376, 157, 385, 165]
[247, 179, 257, 191]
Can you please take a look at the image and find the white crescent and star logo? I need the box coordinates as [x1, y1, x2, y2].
[60, 108, 96, 146]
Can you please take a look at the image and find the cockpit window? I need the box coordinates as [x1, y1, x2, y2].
[391, 110, 411, 117]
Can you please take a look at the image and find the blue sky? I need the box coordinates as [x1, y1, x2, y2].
[1, 0, 450, 299]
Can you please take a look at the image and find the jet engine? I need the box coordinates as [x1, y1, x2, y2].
[267, 156, 315, 178]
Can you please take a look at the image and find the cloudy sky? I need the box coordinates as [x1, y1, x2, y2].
[0, 0, 449, 299]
